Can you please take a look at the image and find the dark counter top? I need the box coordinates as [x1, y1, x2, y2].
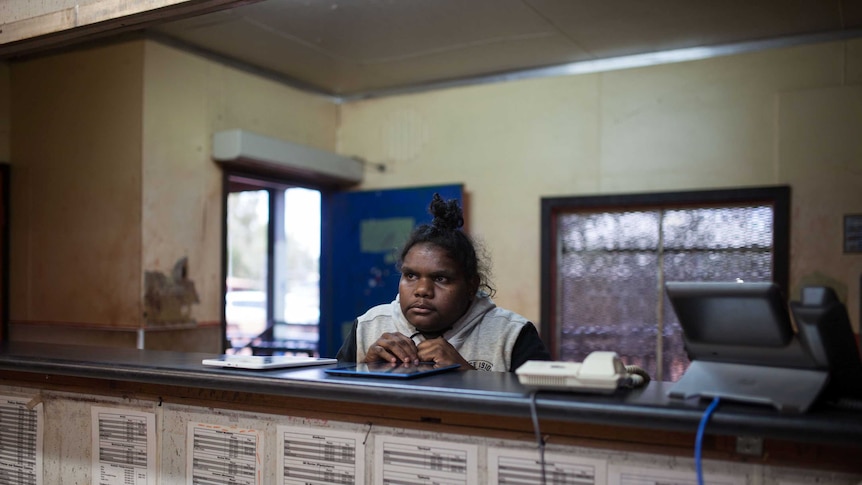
[1, 342, 861, 447]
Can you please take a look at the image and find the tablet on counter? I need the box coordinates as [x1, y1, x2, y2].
[324, 362, 461, 379]
[202, 354, 337, 370]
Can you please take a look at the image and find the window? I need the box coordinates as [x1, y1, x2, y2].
[540, 186, 789, 381]
[223, 173, 321, 356]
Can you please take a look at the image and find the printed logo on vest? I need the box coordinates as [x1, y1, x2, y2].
[470, 360, 494, 371]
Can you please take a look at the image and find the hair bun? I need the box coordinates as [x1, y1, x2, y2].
[429, 193, 464, 232]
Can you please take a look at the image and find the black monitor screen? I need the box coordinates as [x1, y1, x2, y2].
[665, 281, 816, 369]
[666, 281, 793, 348]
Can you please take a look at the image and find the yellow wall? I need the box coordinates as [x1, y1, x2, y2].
[339, 40, 862, 332]
[5, 36, 862, 348]
[10, 41, 145, 327]
[8, 39, 338, 350]
[141, 40, 338, 328]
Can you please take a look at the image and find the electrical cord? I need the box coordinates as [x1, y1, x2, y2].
[829, 397, 862, 411]
[528, 390, 547, 485]
[623, 365, 651, 388]
[695, 396, 721, 485]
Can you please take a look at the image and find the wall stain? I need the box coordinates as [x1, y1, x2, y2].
[144, 257, 200, 326]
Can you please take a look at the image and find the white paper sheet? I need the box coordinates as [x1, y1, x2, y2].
[277, 426, 366, 485]
[0, 395, 44, 485]
[608, 464, 745, 485]
[488, 446, 607, 484]
[186, 422, 262, 485]
[90, 406, 156, 485]
[374, 435, 477, 485]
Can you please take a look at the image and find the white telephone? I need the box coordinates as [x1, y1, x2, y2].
[515, 351, 650, 394]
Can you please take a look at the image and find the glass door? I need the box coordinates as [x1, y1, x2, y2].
[224, 174, 321, 356]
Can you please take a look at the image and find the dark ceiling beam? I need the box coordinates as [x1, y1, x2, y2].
[0, 0, 261, 58]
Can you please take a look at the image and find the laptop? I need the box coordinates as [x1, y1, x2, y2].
[202, 354, 337, 370]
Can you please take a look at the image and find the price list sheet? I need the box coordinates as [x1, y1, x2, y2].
[90, 406, 155, 485]
[277, 426, 365, 485]
[374, 435, 477, 485]
[488, 447, 607, 485]
[0, 395, 43, 485]
[187, 422, 262, 485]
[608, 465, 744, 485]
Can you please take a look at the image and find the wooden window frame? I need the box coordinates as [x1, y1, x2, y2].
[539, 185, 790, 361]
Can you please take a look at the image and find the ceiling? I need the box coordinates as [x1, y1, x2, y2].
[145, 0, 862, 99]
[43, 1, 862, 99]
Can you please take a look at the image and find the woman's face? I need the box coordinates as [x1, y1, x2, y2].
[398, 242, 477, 332]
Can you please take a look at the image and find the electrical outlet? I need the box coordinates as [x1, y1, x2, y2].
[735, 436, 763, 456]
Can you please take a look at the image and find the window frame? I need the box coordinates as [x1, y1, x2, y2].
[220, 168, 329, 354]
[0, 164, 8, 344]
[540, 185, 790, 361]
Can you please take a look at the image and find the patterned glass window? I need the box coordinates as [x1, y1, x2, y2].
[541, 187, 789, 382]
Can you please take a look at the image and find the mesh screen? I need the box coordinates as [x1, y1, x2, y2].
[663, 207, 773, 249]
[557, 205, 774, 381]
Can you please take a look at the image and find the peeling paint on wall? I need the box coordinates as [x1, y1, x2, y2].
[144, 257, 199, 326]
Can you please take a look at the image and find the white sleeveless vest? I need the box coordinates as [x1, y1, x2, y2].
[354, 294, 530, 372]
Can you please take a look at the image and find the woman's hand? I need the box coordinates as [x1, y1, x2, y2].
[417, 338, 473, 370]
[364, 332, 419, 364]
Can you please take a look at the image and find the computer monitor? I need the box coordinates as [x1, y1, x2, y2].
[666, 281, 815, 369]
[665, 281, 828, 413]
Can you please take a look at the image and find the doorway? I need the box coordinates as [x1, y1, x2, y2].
[224, 173, 321, 356]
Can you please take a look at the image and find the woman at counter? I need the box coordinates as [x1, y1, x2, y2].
[336, 193, 550, 372]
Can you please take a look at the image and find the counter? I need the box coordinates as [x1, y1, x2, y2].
[1, 341, 861, 480]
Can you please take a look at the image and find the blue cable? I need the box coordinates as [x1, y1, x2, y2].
[695, 396, 721, 485]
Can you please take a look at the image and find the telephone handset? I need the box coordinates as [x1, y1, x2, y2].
[515, 351, 651, 393]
